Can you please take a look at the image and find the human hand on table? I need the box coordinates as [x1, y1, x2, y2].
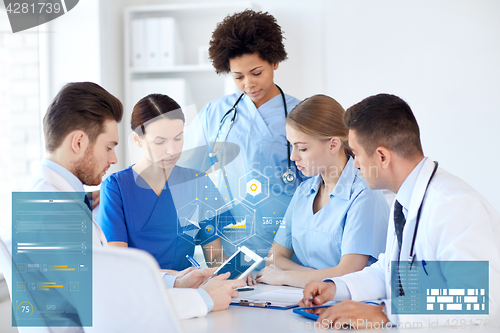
[201, 272, 246, 311]
[174, 267, 217, 288]
[255, 264, 286, 285]
[316, 300, 388, 329]
[245, 272, 257, 286]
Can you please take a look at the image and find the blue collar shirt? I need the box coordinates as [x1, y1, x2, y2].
[274, 157, 389, 269]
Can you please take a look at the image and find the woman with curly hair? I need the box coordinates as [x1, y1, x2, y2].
[188, 10, 303, 278]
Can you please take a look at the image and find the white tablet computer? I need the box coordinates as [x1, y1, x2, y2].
[215, 246, 263, 280]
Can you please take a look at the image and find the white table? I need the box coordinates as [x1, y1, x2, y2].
[181, 284, 314, 333]
[180, 284, 499, 333]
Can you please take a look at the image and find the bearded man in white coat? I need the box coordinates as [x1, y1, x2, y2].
[300, 93, 500, 329]
[16, 82, 242, 328]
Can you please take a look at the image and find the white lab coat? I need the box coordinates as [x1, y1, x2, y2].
[23, 164, 209, 321]
[335, 158, 500, 327]
[25, 165, 108, 247]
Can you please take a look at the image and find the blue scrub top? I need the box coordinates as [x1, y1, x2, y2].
[274, 157, 389, 269]
[190, 92, 303, 260]
[96, 166, 221, 270]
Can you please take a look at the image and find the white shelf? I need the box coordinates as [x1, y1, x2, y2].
[129, 64, 214, 74]
[125, 2, 253, 15]
[123, 2, 253, 166]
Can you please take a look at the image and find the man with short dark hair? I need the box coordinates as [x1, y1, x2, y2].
[4, 82, 124, 329]
[301, 94, 500, 328]
[29, 81, 123, 245]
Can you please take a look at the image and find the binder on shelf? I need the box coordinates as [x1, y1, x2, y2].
[159, 17, 175, 67]
[131, 18, 145, 68]
[145, 18, 161, 68]
[198, 45, 210, 65]
[159, 17, 184, 67]
[130, 16, 184, 68]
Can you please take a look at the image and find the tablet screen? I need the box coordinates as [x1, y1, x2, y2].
[217, 250, 258, 279]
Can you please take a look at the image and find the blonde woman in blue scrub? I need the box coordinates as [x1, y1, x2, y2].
[256, 95, 389, 288]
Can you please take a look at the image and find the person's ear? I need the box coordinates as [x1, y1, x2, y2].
[375, 147, 391, 169]
[69, 131, 88, 155]
[132, 132, 143, 148]
[272, 62, 279, 71]
[329, 137, 342, 155]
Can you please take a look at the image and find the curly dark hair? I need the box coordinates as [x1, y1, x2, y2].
[209, 9, 288, 74]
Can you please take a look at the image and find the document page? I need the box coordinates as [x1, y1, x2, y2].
[232, 288, 304, 307]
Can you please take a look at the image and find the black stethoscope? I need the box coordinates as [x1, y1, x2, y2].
[408, 160, 439, 268]
[213, 84, 296, 184]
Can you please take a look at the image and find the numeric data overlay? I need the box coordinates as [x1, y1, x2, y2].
[12, 192, 92, 327]
[391, 260, 489, 315]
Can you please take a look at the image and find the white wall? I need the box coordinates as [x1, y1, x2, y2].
[40, 0, 107, 188]
[99, 0, 170, 177]
[45, 0, 101, 99]
[95, 0, 500, 211]
[323, 0, 500, 211]
[44, 0, 139, 178]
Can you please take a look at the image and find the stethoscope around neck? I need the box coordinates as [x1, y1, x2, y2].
[408, 160, 439, 268]
[212, 84, 296, 184]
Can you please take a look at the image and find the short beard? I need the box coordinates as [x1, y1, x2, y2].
[74, 145, 102, 186]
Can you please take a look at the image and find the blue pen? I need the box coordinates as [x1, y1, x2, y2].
[186, 255, 201, 268]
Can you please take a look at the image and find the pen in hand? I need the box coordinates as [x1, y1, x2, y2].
[307, 289, 321, 306]
[186, 255, 201, 268]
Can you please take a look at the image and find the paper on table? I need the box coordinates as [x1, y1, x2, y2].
[232, 288, 304, 307]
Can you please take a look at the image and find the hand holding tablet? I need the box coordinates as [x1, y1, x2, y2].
[201, 246, 263, 286]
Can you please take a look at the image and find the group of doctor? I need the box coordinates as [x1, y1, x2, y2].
[26, 8, 500, 328]
[96, 6, 393, 298]
[97, 9, 389, 290]
[97, 9, 500, 327]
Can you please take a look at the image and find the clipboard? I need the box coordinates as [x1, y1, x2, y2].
[231, 288, 303, 310]
[231, 299, 299, 310]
